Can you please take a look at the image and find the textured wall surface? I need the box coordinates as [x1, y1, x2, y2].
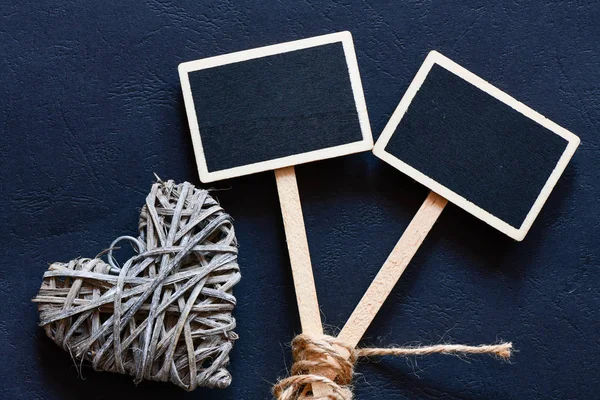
[1, 1, 598, 399]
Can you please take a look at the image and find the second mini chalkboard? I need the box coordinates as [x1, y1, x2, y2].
[374, 51, 579, 240]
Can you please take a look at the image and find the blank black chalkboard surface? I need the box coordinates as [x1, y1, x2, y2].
[375, 51, 580, 241]
[178, 31, 371, 183]
[178, 32, 373, 358]
[338, 50, 580, 350]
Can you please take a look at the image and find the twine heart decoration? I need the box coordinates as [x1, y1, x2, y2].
[33, 179, 240, 391]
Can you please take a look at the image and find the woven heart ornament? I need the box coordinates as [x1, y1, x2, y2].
[33, 180, 240, 391]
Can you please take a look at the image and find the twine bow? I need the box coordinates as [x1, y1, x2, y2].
[273, 334, 512, 400]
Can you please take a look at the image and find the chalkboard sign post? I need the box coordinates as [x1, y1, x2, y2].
[337, 51, 580, 348]
[179, 32, 373, 345]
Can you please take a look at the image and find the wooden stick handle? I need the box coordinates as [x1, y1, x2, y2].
[274, 166, 323, 335]
[313, 191, 446, 397]
[338, 191, 447, 347]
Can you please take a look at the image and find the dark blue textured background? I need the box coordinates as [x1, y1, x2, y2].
[1, 1, 598, 399]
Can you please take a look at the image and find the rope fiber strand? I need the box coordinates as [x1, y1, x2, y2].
[273, 334, 512, 400]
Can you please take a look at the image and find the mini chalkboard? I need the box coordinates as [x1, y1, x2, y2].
[374, 51, 580, 241]
[336, 51, 580, 352]
[178, 32, 373, 361]
[179, 31, 372, 183]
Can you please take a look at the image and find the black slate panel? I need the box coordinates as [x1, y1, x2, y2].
[187, 42, 363, 172]
[384, 64, 569, 228]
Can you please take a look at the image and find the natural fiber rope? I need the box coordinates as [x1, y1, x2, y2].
[33, 179, 240, 391]
[273, 334, 512, 400]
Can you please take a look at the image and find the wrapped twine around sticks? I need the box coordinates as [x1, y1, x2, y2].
[273, 334, 512, 400]
[33, 179, 240, 391]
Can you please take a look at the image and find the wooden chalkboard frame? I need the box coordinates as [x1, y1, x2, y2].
[179, 31, 373, 183]
[373, 51, 580, 241]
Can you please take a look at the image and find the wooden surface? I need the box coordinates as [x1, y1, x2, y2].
[339, 191, 448, 347]
[274, 166, 323, 335]
[275, 166, 335, 398]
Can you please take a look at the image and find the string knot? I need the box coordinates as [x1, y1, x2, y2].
[273, 334, 512, 400]
[273, 334, 356, 400]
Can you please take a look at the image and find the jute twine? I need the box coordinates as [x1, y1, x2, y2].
[33, 179, 240, 391]
[273, 334, 512, 400]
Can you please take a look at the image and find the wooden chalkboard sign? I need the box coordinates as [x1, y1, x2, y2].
[374, 51, 579, 241]
[179, 32, 373, 345]
[179, 31, 371, 183]
[336, 50, 580, 350]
